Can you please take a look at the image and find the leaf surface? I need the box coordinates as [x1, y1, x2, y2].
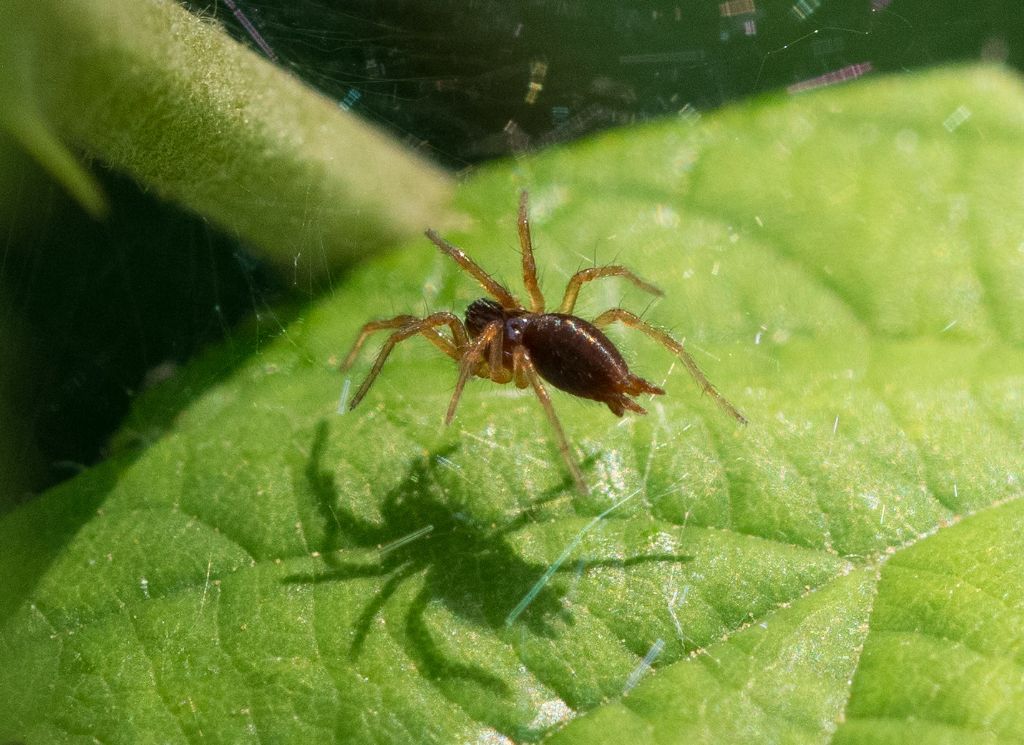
[3, 65, 1024, 744]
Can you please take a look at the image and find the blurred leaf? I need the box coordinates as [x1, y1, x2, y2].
[0, 0, 452, 269]
[2, 65, 1024, 743]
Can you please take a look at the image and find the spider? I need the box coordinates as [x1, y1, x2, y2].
[341, 191, 747, 493]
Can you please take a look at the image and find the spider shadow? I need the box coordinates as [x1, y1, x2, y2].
[287, 419, 692, 694]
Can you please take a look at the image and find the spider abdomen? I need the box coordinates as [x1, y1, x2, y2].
[517, 314, 663, 415]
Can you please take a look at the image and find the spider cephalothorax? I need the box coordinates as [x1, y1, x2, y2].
[341, 191, 747, 493]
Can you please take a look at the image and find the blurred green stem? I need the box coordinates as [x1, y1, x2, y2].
[0, 0, 454, 270]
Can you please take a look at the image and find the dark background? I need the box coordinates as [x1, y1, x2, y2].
[2, 0, 1021, 499]
[202, 0, 1019, 167]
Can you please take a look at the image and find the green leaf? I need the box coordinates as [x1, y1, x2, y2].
[3, 65, 1024, 743]
[0, 0, 452, 266]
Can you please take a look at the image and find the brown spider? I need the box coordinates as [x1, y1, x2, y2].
[341, 191, 747, 493]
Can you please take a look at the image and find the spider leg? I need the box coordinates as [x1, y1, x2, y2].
[424, 229, 521, 309]
[512, 350, 530, 389]
[348, 312, 471, 411]
[592, 308, 748, 425]
[341, 314, 461, 372]
[445, 321, 502, 425]
[488, 324, 513, 385]
[517, 190, 546, 313]
[513, 346, 588, 494]
[558, 266, 663, 315]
